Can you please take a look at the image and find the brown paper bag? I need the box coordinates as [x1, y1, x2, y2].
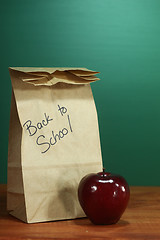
[7, 67, 103, 223]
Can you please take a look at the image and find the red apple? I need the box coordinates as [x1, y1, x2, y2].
[78, 169, 130, 225]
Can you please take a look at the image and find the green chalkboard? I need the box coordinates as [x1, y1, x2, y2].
[0, 0, 160, 185]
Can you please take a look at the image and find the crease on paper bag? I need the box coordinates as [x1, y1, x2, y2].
[9, 67, 100, 86]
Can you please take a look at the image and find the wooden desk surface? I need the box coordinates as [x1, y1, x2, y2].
[0, 185, 160, 240]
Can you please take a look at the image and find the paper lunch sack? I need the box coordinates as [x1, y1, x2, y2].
[7, 67, 103, 223]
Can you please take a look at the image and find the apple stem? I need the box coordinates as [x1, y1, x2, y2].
[103, 168, 105, 177]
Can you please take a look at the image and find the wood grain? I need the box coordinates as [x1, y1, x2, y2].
[0, 185, 160, 239]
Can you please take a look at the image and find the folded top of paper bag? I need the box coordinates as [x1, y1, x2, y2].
[9, 67, 100, 86]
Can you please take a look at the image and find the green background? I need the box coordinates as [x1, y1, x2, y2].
[1, 0, 160, 185]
